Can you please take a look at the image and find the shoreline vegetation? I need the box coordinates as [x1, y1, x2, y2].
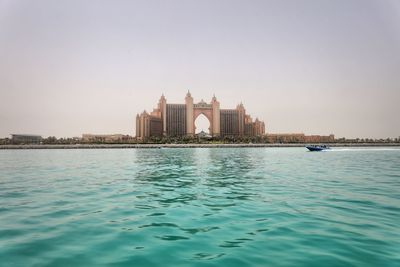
[1, 143, 400, 149]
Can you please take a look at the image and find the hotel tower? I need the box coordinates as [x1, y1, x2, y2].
[136, 92, 265, 140]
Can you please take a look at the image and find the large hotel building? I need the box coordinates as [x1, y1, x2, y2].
[136, 92, 265, 139]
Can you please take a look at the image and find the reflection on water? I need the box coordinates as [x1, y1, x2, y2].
[0, 148, 399, 267]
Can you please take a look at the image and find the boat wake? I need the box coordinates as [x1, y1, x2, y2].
[328, 147, 399, 152]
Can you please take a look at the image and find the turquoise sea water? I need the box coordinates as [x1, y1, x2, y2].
[0, 147, 399, 267]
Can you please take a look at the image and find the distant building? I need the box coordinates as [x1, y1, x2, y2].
[81, 134, 130, 143]
[196, 130, 212, 139]
[11, 134, 42, 144]
[135, 92, 266, 140]
[304, 134, 335, 143]
[266, 133, 335, 143]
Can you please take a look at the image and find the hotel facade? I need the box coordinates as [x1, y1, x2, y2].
[136, 92, 265, 140]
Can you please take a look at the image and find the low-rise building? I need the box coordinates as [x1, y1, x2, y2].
[81, 134, 130, 143]
[11, 134, 42, 144]
[266, 133, 334, 143]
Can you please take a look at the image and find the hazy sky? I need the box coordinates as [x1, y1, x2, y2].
[1, 0, 399, 139]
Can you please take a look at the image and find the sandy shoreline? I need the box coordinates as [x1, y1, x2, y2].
[0, 143, 399, 149]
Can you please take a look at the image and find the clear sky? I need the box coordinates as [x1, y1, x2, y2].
[1, 0, 399, 139]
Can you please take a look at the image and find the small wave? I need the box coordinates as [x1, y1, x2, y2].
[193, 252, 225, 260]
[156, 235, 189, 241]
